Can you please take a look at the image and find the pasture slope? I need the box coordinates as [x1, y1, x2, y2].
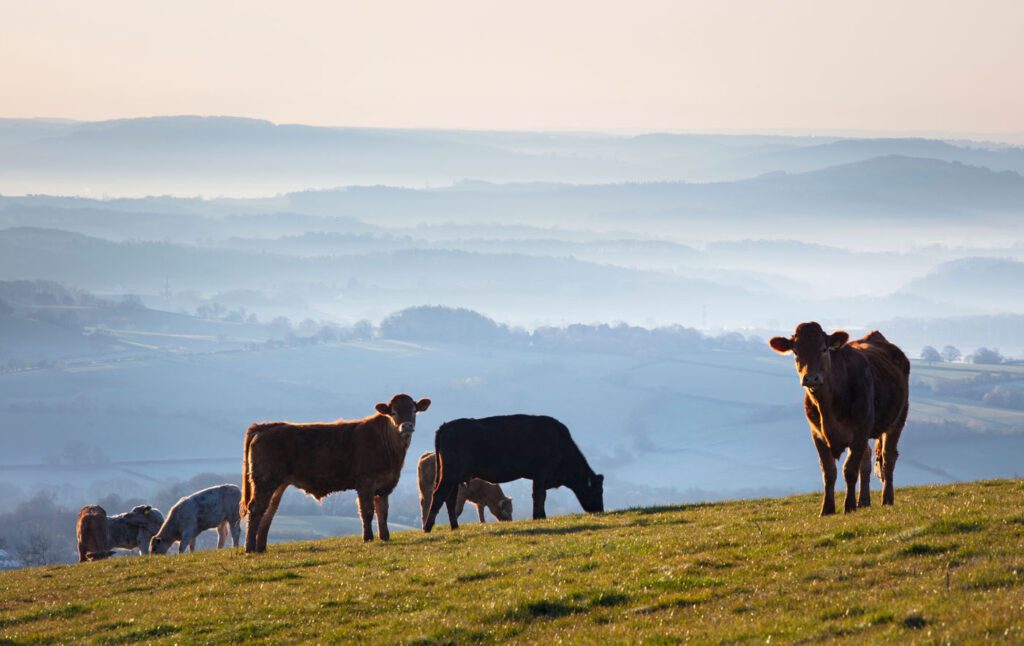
[1, 480, 1022, 644]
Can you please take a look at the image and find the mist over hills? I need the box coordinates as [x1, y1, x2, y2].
[1, 116, 1023, 555]
[3, 116, 1024, 200]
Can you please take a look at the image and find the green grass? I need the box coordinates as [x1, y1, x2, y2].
[2, 480, 1024, 644]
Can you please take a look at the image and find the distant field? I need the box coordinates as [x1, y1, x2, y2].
[2, 480, 1023, 643]
[2, 344, 1023, 509]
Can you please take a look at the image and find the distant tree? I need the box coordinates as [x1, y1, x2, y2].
[14, 524, 55, 567]
[0, 298, 12, 317]
[318, 324, 339, 343]
[351, 320, 374, 340]
[298, 318, 319, 336]
[941, 345, 962, 363]
[970, 347, 1004, 365]
[117, 294, 144, 311]
[380, 306, 508, 345]
[268, 316, 292, 338]
[920, 346, 942, 363]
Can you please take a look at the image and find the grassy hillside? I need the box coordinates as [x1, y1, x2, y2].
[2, 480, 1023, 644]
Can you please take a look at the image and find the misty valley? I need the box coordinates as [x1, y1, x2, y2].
[1, 119, 1023, 567]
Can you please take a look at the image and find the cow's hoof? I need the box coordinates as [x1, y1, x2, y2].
[362, 535, 374, 543]
[819, 507, 836, 517]
[379, 534, 390, 542]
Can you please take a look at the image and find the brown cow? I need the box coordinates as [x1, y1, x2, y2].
[770, 323, 910, 515]
[417, 451, 513, 528]
[240, 393, 431, 553]
[76, 505, 114, 562]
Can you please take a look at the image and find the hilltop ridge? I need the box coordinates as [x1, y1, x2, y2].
[1, 479, 1022, 643]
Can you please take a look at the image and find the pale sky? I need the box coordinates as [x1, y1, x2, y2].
[2, 0, 1023, 134]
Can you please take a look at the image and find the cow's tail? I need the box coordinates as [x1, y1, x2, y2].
[432, 426, 444, 493]
[240, 424, 261, 518]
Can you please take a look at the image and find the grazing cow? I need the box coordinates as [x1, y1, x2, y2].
[769, 323, 910, 516]
[150, 485, 242, 554]
[76, 505, 114, 562]
[107, 505, 165, 556]
[424, 415, 603, 533]
[240, 393, 431, 552]
[417, 451, 513, 528]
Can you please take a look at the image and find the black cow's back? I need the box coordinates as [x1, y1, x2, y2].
[435, 414, 593, 489]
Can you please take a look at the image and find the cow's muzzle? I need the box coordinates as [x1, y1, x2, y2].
[399, 423, 415, 437]
[802, 373, 823, 389]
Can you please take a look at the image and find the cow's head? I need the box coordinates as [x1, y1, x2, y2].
[149, 535, 173, 555]
[375, 393, 431, 441]
[123, 505, 164, 533]
[497, 497, 513, 521]
[769, 322, 848, 391]
[573, 473, 605, 513]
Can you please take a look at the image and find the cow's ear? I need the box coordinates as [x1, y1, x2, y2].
[375, 403, 391, 415]
[769, 336, 794, 354]
[828, 331, 849, 350]
[415, 398, 431, 412]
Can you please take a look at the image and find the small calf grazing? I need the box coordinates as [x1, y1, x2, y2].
[424, 415, 603, 532]
[770, 323, 910, 516]
[417, 451, 512, 528]
[108, 505, 164, 556]
[241, 393, 431, 552]
[150, 484, 242, 554]
[76, 505, 114, 562]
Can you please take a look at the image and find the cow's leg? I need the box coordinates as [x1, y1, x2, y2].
[374, 495, 391, 541]
[842, 441, 868, 513]
[420, 493, 430, 530]
[532, 479, 548, 520]
[357, 490, 376, 542]
[216, 522, 228, 549]
[189, 536, 197, 552]
[445, 486, 460, 530]
[78, 544, 88, 563]
[255, 484, 286, 552]
[179, 530, 193, 554]
[858, 442, 873, 508]
[813, 435, 837, 516]
[230, 520, 241, 547]
[880, 432, 900, 506]
[454, 486, 467, 522]
[477, 503, 487, 523]
[424, 476, 458, 533]
[245, 479, 276, 553]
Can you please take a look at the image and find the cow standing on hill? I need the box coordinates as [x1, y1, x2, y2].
[769, 323, 910, 516]
[240, 393, 431, 552]
[424, 415, 603, 532]
[417, 451, 513, 527]
[149, 484, 242, 554]
[107, 505, 164, 556]
[76, 505, 114, 562]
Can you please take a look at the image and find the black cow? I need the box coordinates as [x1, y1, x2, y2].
[423, 415, 603, 532]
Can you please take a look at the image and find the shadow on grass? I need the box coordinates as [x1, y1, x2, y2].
[500, 591, 631, 624]
[490, 523, 607, 537]
[0, 603, 90, 630]
[610, 502, 715, 516]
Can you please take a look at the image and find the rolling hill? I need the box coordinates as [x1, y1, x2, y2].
[1, 479, 1021, 643]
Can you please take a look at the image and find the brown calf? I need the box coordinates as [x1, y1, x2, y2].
[240, 393, 431, 552]
[417, 451, 512, 528]
[770, 323, 909, 515]
[76, 505, 114, 562]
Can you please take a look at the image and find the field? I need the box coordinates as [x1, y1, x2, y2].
[1, 479, 1022, 644]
